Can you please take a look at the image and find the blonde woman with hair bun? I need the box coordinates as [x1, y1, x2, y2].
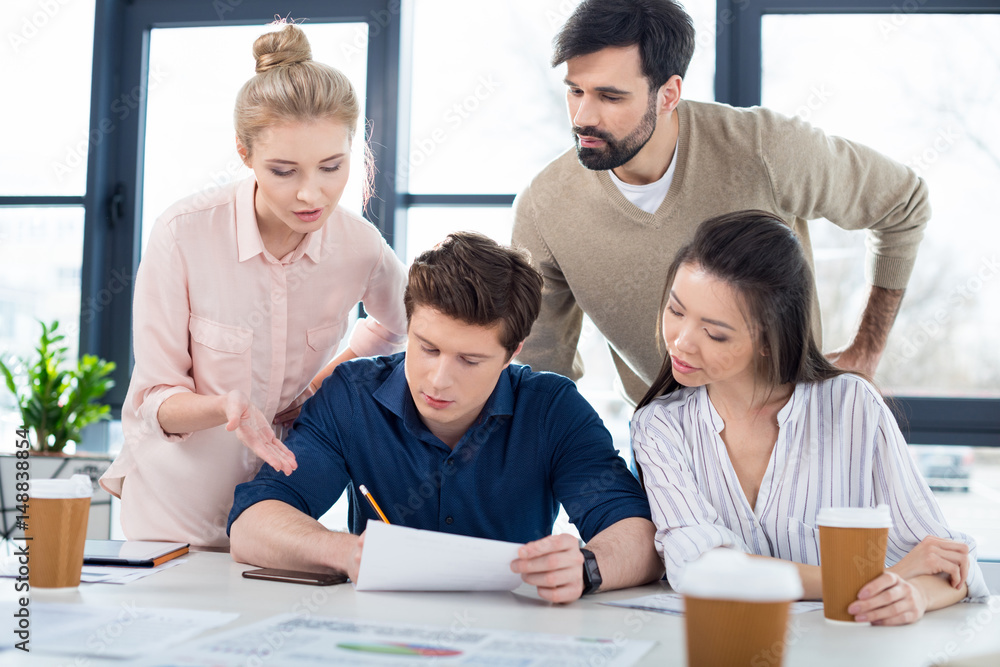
[101, 22, 408, 547]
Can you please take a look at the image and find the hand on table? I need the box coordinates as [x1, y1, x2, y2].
[224, 390, 298, 476]
[510, 534, 585, 603]
[848, 571, 928, 626]
[888, 536, 969, 588]
[273, 382, 317, 430]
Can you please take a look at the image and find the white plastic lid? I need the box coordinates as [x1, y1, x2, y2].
[678, 549, 803, 602]
[29, 475, 92, 499]
[816, 506, 892, 529]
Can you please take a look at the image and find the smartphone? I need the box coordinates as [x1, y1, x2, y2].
[242, 568, 349, 586]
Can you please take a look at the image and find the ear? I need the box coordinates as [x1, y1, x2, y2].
[235, 134, 251, 166]
[503, 341, 525, 368]
[657, 74, 683, 116]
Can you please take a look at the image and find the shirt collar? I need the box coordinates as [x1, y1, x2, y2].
[235, 176, 322, 264]
[698, 383, 804, 433]
[373, 354, 516, 442]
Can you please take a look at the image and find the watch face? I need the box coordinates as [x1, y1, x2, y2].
[581, 548, 602, 595]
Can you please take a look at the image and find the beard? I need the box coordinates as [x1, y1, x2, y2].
[573, 93, 658, 171]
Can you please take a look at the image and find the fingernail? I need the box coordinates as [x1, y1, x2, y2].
[848, 604, 859, 614]
[855, 615, 867, 622]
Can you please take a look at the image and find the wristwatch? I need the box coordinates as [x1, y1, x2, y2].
[580, 548, 603, 595]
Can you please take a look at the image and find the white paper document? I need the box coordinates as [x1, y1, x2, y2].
[355, 521, 524, 591]
[0, 555, 185, 585]
[134, 613, 656, 666]
[0, 602, 237, 658]
[602, 592, 825, 616]
[79, 557, 187, 584]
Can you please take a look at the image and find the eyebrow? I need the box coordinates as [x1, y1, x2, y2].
[563, 78, 632, 96]
[670, 291, 737, 332]
[414, 333, 492, 358]
[264, 154, 345, 165]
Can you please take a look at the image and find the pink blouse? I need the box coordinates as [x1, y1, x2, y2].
[100, 177, 408, 547]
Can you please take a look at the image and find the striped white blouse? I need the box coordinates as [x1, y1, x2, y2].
[631, 373, 989, 599]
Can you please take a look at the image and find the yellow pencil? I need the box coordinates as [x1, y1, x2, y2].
[358, 484, 390, 524]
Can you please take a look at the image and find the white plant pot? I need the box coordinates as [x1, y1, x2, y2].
[0, 451, 114, 541]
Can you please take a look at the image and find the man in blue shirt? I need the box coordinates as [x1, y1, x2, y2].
[229, 232, 662, 602]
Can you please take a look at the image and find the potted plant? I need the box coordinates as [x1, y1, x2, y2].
[0, 320, 117, 539]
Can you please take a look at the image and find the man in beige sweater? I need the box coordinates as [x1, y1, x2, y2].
[512, 0, 928, 405]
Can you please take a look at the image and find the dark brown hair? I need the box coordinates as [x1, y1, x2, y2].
[637, 210, 850, 410]
[404, 232, 543, 358]
[552, 0, 695, 90]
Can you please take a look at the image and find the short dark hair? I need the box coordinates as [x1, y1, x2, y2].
[552, 0, 696, 90]
[637, 210, 850, 410]
[404, 232, 543, 358]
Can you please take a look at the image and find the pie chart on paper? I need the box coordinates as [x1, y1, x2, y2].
[336, 641, 463, 657]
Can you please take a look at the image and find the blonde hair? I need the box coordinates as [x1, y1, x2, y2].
[234, 22, 373, 202]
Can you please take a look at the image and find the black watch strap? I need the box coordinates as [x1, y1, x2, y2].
[580, 548, 602, 595]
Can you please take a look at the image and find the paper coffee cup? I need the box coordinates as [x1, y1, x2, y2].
[680, 549, 803, 667]
[817, 506, 892, 624]
[26, 475, 92, 589]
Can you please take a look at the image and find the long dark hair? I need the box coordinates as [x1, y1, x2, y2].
[636, 210, 850, 410]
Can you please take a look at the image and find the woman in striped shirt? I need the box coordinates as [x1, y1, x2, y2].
[631, 210, 988, 625]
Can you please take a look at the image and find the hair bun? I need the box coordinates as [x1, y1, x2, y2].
[253, 23, 312, 74]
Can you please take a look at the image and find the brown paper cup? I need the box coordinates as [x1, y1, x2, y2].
[685, 597, 792, 667]
[25, 496, 91, 588]
[819, 525, 889, 623]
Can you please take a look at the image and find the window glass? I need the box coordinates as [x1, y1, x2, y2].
[406, 0, 716, 194]
[141, 22, 369, 254]
[403, 206, 514, 262]
[0, 0, 96, 196]
[762, 14, 1000, 398]
[0, 208, 85, 438]
[0, 208, 84, 362]
[910, 444, 1000, 560]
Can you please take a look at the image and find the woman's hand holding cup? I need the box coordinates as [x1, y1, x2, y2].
[848, 571, 928, 626]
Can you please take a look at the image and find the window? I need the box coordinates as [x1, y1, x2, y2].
[761, 13, 1000, 399]
[740, 0, 1000, 558]
[0, 1, 96, 449]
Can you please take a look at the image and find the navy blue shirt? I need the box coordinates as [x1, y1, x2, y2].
[228, 353, 650, 543]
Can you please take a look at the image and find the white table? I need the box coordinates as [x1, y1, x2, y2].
[4, 550, 999, 666]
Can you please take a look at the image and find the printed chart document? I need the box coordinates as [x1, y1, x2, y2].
[602, 592, 825, 616]
[356, 521, 523, 591]
[0, 602, 237, 658]
[134, 613, 656, 666]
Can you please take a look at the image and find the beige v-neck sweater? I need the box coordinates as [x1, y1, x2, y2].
[512, 100, 929, 405]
